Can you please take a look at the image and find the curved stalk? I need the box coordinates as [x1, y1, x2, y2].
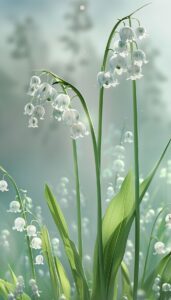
[0, 166, 36, 280]
[43, 71, 106, 299]
[97, 2, 151, 169]
[141, 208, 164, 286]
[72, 140, 83, 261]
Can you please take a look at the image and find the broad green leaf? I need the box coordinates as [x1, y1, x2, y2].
[41, 226, 59, 300]
[45, 185, 90, 300]
[92, 139, 171, 299]
[121, 262, 133, 300]
[54, 257, 71, 299]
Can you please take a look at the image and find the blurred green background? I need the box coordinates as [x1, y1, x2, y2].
[0, 0, 171, 291]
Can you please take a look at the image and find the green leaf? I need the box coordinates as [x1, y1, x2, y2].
[121, 262, 133, 300]
[92, 139, 171, 300]
[143, 252, 171, 297]
[0, 279, 31, 300]
[41, 226, 59, 300]
[54, 257, 71, 299]
[45, 185, 90, 300]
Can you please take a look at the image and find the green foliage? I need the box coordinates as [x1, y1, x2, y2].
[92, 139, 171, 299]
[45, 185, 90, 300]
[41, 226, 59, 300]
[121, 262, 133, 299]
[143, 252, 171, 298]
[54, 257, 71, 299]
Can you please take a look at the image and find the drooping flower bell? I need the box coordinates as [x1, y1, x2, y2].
[31, 237, 42, 249]
[33, 105, 45, 120]
[34, 82, 52, 103]
[53, 94, 71, 111]
[132, 49, 148, 66]
[109, 55, 127, 75]
[135, 26, 148, 40]
[70, 121, 89, 139]
[97, 71, 118, 88]
[154, 241, 165, 255]
[30, 75, 41, 87]
[28, 117, 38, 128]
[127, 64, 143, 80]
[35, 254, 44, 265]
[62, 109, 79, 126]
[119, 26, 135, 42]
[26, 225, 37, 237]
[0, 179, 8, 192]
[13, 217, 26, 232]
[114, 40, 128, 57]
[52, 108, 64, 121]
[24, 103, 34, 116]
[8, 200, 21, 213]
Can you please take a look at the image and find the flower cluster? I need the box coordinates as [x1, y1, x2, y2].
[24, 75, 89, 139]
[0, 178, 44, 267]
[97, 23, 148, 88]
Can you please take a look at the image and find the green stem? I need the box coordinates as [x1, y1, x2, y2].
[0, 167, 36, 280]
[129, 16, 140, 299]
[72, 139, 83, 261]
[132, 77, 140, 300]
[141, 208, 164, 286]
[61, 84, 83, 262]
[44, 71, 106, 299]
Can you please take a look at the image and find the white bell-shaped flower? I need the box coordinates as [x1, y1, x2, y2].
[35, 254, 44, 265]
[154, 241, 165, 255]
[27, 85, 39, 97]
[119, 26, 135, 42]
[13, 217, 26, 232]
[31, 237, 42, 249]
[52, 109, 64, 121]
[26, 225, 37, 237]
[28, 117, 38, 128]
[109, 55, 127, 75]
[30, 76, 41, 87]
[70, 122, 89, 139]
[127, 64, 143, 80]
[62, 109, 79, 126]
[8, 201, 21, 213]
[132, 50, 148, 66]
[113, 159, 125, 173]
[97, 71, 119, 88]
[135, 26, 148, 40]
[34, 82, 52, 103]
[114, 40, 128, 57]
[0, 180, 8, 192]
[53, 94, 70, 111]
[24, 103, 34, 116]
[124, 131, 134, 143]
[33, 105, 45, 120]
[113, 145, 125, 159]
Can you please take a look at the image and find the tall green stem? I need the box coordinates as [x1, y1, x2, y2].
[72, 140, 83, 261]
[0, 167, 36, 280]
[132, 80, 140, 299]
[129, 16, 140, 299]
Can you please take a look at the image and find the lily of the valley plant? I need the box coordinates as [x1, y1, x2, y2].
[1, 3, 171, 300]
